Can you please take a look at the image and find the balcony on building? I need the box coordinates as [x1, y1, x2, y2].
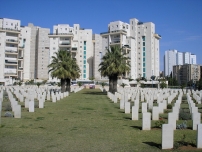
[4, 72, 17, 76]
[18, 66, 23, 71]
[18, 56, 23, 60]
[59, 37, 71, 47]
[122, 44, 131, 50]
[100, 30, 127, 36]
[48, 32, 74, 38]
[109, 41, 120, 45]
[71, 47, 77, 52]
[0, 27, 20, 34]
[4, 67, 17, 75]
[5, 58, 18, 65]
[154, 34, 161, 39]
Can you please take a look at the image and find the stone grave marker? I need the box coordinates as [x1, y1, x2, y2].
[162, 124, 173, 149]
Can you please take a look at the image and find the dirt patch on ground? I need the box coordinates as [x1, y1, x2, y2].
[178, 145, 201, 151]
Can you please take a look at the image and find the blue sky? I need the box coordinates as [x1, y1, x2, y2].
[1, 0, 202, 71]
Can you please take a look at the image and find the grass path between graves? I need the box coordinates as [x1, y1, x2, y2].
[0, 89, 201, 152]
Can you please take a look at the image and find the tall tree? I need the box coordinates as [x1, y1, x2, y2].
[99, 45, 130, 94]
[48, 50, 80, 93]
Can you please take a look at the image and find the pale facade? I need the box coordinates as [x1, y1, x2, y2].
[0, 18, 21, 85]
[164, 50, 177, 76]
[164, 50, 197, 77]
[173, 64, 200, 84]
[28, 23, 50, 80]
[99, 18, 161, 80]
[49, 24, 93, 81]
[93, 34, 102, 80]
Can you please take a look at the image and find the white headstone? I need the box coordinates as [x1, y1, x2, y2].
[29, 101, 34, 112]
[14, 105, 21, 118]
[197, 124, 202, 148]
[192, 113, 201, 130]
[120, 99, 124, 109]
[142, 103, 147, 113]
[168, 113, 176, 130]
[125, 102, 130, 113]
[39, 99, 44, 108]
[162, 124, 173, 149]
[132, 106, 139, 120]
[142, 112, 151, 130]
[152, 106, 159, 120]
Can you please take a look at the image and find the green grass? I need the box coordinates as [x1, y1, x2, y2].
[0, 89, 201, 152]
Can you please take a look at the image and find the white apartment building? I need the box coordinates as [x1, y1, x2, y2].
[0, 18, 50, 85]
[98, 18, 161, 80]
[0, 18, 21, 85]
[93, 34, 102, 80]
[28, 23, 50, 80]
[49, 24, 93, 81]
[164, 50, 197, 77]
[164, 50, 177, 76]
[190, 54, 196, 64]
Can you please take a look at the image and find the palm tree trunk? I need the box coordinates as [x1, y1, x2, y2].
[65, 78, 71, 92]
[109, 76, 113, 93]
[61, 78, 66, 93]
[112, 74, 118, 94]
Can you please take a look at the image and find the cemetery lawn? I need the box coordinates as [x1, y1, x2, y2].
[0, 89, 200, 152]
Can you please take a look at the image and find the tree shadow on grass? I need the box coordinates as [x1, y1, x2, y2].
[143, 142, 161, 149]
[130, 125, 142, 130]
[82, 92, 107, 95]
[123, 116, 131, 120]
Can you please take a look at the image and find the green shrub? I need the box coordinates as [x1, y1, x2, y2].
[155, 117, 165, 128]
[4, 103, 12, 111]
[182, 96, 187, 100]
[179, 109, 191, 120]
[4, 111, 13, 117]
[167, 104, 172, 109]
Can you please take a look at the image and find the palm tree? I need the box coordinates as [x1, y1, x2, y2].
[48, 50, 80, 93]
[99, 45, 130, 94]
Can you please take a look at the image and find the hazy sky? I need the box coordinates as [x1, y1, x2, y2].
[1, 0, 202, 71]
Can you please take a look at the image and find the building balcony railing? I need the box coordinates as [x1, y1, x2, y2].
[71, 47, 77, 51]
[123, 45, 131, 49]
[110, 41, 120, 44]
[4, 72, 17, 75]
[0, 27, 20, 33]
[5, 60, 17, 64]
[48, 33, 73, 36]
[18, 56, 23, 59]
[154, 34, 161, 39]
[59, 40, 70, 45]
[18, 67, 23, 70]
[6, 39, 19, 43]
[5, 50, 18, 54]
[100, 30, 127, 35]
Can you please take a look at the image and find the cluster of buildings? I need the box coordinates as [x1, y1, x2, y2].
[164, 50, 201, 85]
[0, 17, 161, 85]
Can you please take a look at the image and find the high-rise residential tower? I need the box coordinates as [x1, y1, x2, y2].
[48, 24, 93, 81]
[164, 50, 197, 77]
[98, 18, 161, 80]
[0, 18, 21, 85]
